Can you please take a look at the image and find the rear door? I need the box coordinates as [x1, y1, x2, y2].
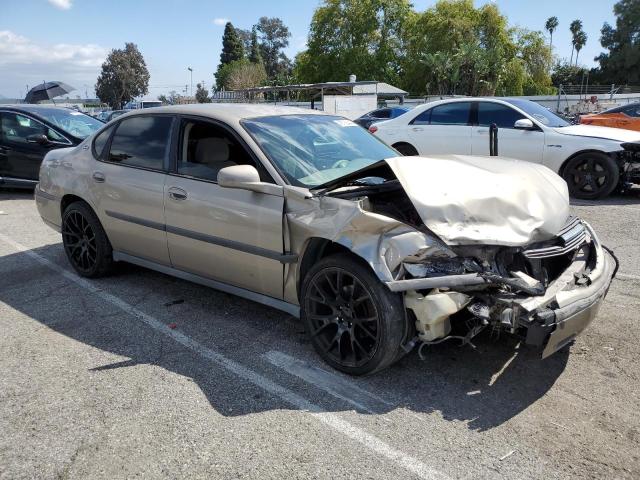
[471, 101, 544, 163]
[0, 111, 71, 182]
[407, 102, 473, 155]
[163, 116, 285, 299]
[92, 114, 174, 265]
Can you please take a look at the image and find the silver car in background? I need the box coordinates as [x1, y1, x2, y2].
[35, 104, 615, 375]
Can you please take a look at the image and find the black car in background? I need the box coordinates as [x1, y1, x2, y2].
[0, 105, 103, 188]
[354, 106, 411, 129]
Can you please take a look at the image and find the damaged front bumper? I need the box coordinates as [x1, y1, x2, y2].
[508, 224, 615, 358]
[387, 222, 615, 358]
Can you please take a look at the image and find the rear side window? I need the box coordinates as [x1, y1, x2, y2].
[430, 102, 472, 125]
[92, 125, 114, 159]
[107, 116, 172, 170]
[371, 109, 391, 119]
[477, 102, 527, 129]
[410, 108, 431, 125]
[623, 105, 640, 117]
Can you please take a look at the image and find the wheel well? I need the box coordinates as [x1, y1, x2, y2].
[296, 238, 353, 298]
[558, 149, 617, 177]
[391, 141, 417, 153]
[60, 194, 88, 216]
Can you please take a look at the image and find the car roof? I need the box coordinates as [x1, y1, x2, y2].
[122, 103, 330, 122]
[0, 104, 81, 115]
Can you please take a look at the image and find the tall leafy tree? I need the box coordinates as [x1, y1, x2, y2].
[595, 0, 640, 85]
[294, 0, 411, 84]
[220, 22, 245, 65]
[256, 17, 291, 78]
[236, 28, 252, 55]
[249, 27, 262, 64]
[574, 30, 587, 65]
[216, 22, 245, 89]
[400, 0, 515, 95]
[95, 43, 149, 109]
[569, 19, 582, 65]
[545, 16, 559, 49]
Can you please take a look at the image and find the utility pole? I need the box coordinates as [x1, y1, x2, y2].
[187, 67, 193, 97]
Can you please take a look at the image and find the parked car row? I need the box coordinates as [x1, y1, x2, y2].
[30, 103, 618, 374]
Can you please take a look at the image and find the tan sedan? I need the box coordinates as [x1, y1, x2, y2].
[35, 104, 615, 375]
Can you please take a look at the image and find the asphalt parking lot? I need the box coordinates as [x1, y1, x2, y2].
[1, 189, 639, 480]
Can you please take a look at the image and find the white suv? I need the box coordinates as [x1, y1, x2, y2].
[371, 97, 640, 199]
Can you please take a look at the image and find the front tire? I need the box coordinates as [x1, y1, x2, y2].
[62, 201, 113, 278]
[562, 152, 619, 199]
[300, 254, 408, 375]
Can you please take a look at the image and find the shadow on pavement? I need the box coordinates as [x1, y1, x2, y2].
[0, 243, 569, 432]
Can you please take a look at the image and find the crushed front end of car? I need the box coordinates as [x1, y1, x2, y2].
[287, 154, 616, 359]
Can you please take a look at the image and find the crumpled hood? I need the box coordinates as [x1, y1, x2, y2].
[384, 155, 570, 246]
[554, 124, 640, 143]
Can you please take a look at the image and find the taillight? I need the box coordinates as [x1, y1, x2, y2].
[368, 125, 378, 134]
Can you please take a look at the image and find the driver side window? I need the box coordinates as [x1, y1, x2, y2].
[177, 119, 272, 183]
[0, 112, 62, 144]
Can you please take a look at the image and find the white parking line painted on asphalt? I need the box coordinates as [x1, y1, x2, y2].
[263, 350, 395, 414]
[0, 233, 449, 480]
[616, 272, 640, 282]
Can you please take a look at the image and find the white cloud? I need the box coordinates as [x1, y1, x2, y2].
[0, 31, 108, 97]
[48, 0, 72, 10]
[212, 18, 229, 26]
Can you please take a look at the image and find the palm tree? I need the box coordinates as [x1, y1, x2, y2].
[545, 16, 559, 49]
[569, 19, 583, 65]
[574, 30, 588, 65]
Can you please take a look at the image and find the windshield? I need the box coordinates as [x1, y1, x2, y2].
[36, 109, 103, 139]
[242, 115, 399, 188]
[503, 99, 570, 127]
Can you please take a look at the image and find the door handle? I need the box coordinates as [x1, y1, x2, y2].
[92, 171, 105, 183]
[168, 187, 187, 200]
[411, 127, 424, 132]
[476, 129, 488, 134]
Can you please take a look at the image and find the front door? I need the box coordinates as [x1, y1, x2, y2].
[0, 111, 68, 182]
[407, 101, 473, 155]
[163, 117, 285, 299]
[471, 101, 544, 163]
[92, 114, 174, 265]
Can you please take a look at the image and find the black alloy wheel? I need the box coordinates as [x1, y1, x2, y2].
[62, 202, 113, 277]
[301, 254, 407, 375]
[562, 152, 619, 199]
[305, 266, 381, 368]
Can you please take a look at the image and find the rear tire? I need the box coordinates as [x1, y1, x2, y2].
[62, 201, 113, 278]
[300, 253, 408, 375]
[562, 152, 619, 199]
[393, 142, 419, 156]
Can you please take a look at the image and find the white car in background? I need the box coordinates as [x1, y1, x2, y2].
[370, 97, 640, 199]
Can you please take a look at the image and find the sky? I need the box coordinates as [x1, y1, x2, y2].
[0, 0, 618, 100]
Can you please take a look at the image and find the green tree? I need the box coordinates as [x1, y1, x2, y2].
[574, 30, 587, 65]
[545, 16, 559, 49]
[569, 19, 582, 64]
[513, 29, 554, 94]
[256, 17, 291, 78]
[195, 83, 210, 103]
[551, 61, 587, 86]
[400, 0, 515, 95]
[216, 22, 245, 89]
[236, 28, 252, 55]
[249, 27, 262, 64]
[95, 43, 150, 109]
[595, 0, 640, 85]
[294, 0, 411, 85]
[220, 22, 244, 65]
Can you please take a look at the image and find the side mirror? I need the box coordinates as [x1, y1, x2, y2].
[26, 134, 50, 146]
[217, 164, 282, 196]
[514, 118, 535, 130]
